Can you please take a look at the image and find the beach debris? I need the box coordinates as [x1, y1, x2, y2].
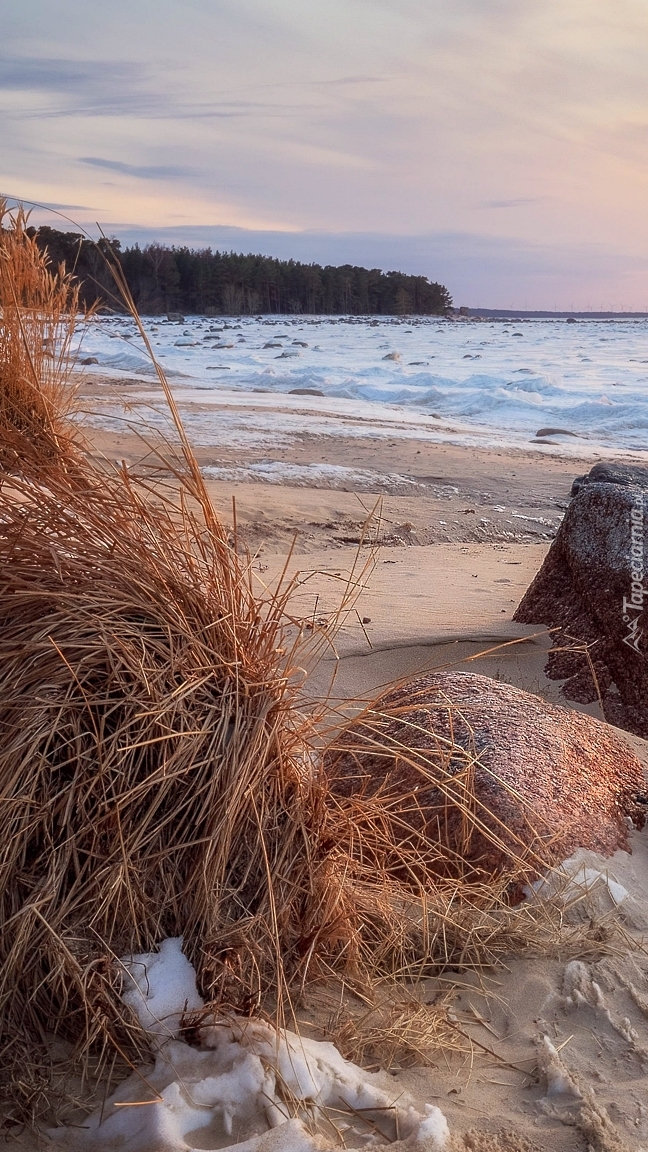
[514, 475, 648, 737]
[325, 671, 647, 879]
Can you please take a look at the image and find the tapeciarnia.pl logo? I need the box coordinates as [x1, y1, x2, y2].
[622, 492, 645, 652]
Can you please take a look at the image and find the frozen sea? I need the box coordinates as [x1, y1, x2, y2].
[79, 314, 648, 455]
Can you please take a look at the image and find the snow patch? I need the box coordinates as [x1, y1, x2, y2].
[120, 937, 204, 1043]
[537, 1035, 582, 1100]
[526, 850, 630, 912]
[51, 939, 449, 1151]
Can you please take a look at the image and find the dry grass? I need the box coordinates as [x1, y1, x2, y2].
[299, 979, 461, 1070]
[0, 449, 354, 1133]
[0, 211, 331, 1118]
[0, 207, 619, 1130]
[0, 199, 86, 472]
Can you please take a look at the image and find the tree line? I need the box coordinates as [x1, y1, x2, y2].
[27, 227, 452, 316]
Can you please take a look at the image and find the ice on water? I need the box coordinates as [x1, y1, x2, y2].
[80, 314, 648, 453]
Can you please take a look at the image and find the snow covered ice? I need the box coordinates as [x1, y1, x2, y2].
[50, 938, 449, 1151]
[79, 314, 648, 454]
[202, 461, 422, 493]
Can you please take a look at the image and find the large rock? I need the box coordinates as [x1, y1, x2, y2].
[570, 460, 648, 497]
[514, 479, 648, 736]
[324, 672, 647, 881]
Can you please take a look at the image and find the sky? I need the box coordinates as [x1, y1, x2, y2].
[3, 0, 648, 309]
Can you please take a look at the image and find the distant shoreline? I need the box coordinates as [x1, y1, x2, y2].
[465, 308, 648, 319]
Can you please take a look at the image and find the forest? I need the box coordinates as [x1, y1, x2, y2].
[28, 226, 453, 316]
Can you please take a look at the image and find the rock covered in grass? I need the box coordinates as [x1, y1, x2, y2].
[324, 672, 647, 879]
[514, 478, 648, 737]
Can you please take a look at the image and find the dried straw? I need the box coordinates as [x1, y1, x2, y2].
[0, 458, 325, 1026]
[0, 207, 608, 1127]
[0, 210, 331, 1115]
[0, 199, 85, 472]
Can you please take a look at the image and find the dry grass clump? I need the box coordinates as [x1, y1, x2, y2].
[0, 199, 85, 472]
[300, 980, 460, 1071]
[0, 209, 332, 1116]
[0, 207, 613, 1129]
[0, 459, 327, 1077]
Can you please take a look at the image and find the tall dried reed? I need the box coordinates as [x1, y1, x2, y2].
[0, 200, 85, 472]
[0, 207, 597, 1127]
[0, 207, 332, 1113]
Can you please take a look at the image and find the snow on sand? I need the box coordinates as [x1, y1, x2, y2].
[50, 938, 449, 1152]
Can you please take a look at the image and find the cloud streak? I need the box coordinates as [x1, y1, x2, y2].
[79, 157, 196, 181]
[480, 199, 545, 209]
[4, 0, 648, 305]
[0, 56, 140, 92]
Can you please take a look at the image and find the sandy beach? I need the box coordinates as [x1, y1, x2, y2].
[58, 371, 648, 1152]
[79, 369, 646, 713]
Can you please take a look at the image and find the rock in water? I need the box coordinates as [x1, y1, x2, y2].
[325, 672, 647, 878]
[514, 480, 648, 737]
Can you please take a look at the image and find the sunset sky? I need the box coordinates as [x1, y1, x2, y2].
[3, 0, 648, 308]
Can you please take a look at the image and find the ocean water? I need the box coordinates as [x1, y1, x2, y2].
[79, 314, 648, 454]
